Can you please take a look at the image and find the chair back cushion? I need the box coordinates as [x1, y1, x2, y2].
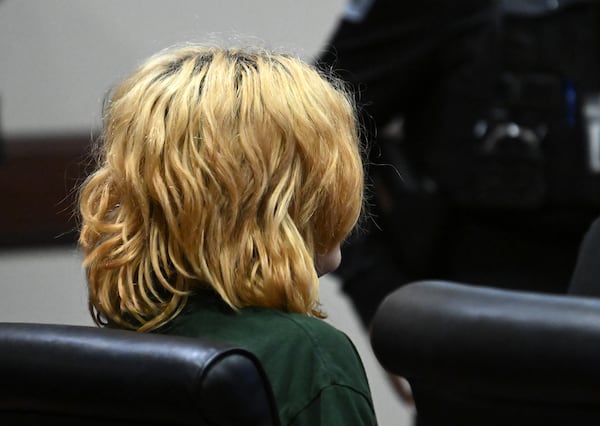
[0, 322, 280, 425]
[371, 280, 600, 426]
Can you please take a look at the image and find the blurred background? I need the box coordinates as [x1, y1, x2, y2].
[0, 1, 413, 425]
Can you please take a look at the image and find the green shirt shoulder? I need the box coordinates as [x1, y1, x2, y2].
[163, 295, 377, 426]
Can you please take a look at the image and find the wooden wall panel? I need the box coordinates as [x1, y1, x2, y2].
[0, 135, 94, 247]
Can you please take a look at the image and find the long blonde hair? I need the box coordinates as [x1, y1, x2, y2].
[79, 46, 364, 331]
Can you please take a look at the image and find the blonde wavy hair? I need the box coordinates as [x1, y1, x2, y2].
[79, 45, 364, 331]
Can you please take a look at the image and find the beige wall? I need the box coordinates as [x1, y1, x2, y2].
[0, 0, 344, 135]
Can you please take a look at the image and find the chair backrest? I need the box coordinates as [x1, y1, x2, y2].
[371, 280, 600, 426]
[0, 322, 280, 426]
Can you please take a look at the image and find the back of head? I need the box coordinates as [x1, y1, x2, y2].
[79, 45, 364, 331]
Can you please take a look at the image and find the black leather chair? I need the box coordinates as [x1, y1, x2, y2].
[371, 280, 600, 426]
[0, 322, 280, 426]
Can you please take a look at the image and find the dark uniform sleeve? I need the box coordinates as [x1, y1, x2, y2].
[569, 217, 600, 297]
[289, 384, 378, 426]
